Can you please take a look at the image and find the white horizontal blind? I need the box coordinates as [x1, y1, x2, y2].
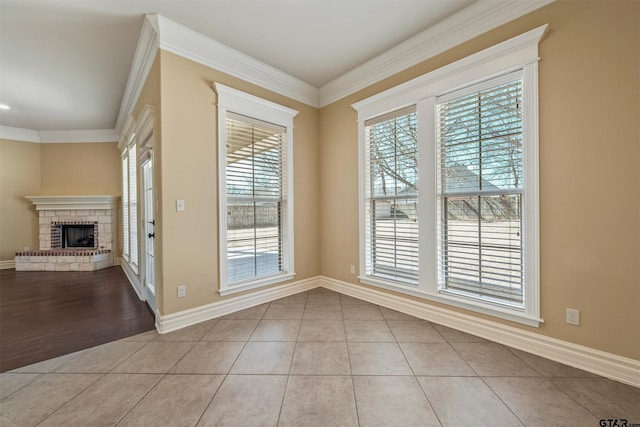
[364, 107, 419, 284]
[122, 154, 130, 259]
[225, 113, 286, 285]
[436, 73, 524, 306]
[129, 143, 138, 267]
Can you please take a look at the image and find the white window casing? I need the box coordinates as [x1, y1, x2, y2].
[353, 25, 546, 327]
[122, 153, 130, 260]
[215, 83, 299, 296]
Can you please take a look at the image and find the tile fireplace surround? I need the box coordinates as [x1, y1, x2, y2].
[15, 196, 119, 272]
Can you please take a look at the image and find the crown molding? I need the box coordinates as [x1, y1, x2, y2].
[0, 126, 118, 143]
[0, 126, 40, 143]
[319, 0, 554, 107]
[115, 15, 160, 134]
[155, 14, 318, 108]
[38, 129, 119, 143]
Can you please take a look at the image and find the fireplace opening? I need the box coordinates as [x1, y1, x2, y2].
[63, 225, 95, 248]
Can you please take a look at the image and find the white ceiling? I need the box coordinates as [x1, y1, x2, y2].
[0, 0, 478, 132]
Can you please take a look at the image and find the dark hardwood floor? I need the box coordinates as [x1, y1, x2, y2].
[0, 267, 155, 372]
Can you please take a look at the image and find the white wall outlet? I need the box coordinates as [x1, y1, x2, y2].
[566, 308, 580, 326]
[177, 285, 186, 298]
[176, 199, 185, 212]
[350, 265, 356, 275]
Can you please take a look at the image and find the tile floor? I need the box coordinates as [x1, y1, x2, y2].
[1, 288, 638, 426]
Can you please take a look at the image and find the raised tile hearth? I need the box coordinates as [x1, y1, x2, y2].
[15, 196, 119, 272]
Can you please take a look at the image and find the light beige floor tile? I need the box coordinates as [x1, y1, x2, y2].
[508, 348, 597, 378]
[54, 341, 147, 373]
[551, 378, 640, 419]
[387, 320, 445, 343]
[223, 303, 269, 319]
[0, 373, 41, 400]
[197, 375, 287, 427]
[38, 374, 161, 426]
[418, 376, 523, 427]
[306, 292, 341, 305]
[486, 377, 598, 426]
[153, 319, 218, 342]
[229, 341, 295, 374]
[271, 292, 308, 304]
[348, 343, 412, 375]
[452, 343, 540, 376]
[379, 307, 419, 321]
[0, 373, 100, 427]
[303, 304, 343, 320]
[279, 376, 358, 427]
[308, 287, 337, 294]
[200, 319, 258, 341]
[353, 376, 440, 427]
[400, 342, 476, 376]
[250, 319, 301, 341]
[263, 303, 305, 319]
[170, 341, 245, 374]
[344, 320, 395, 342]
[119, 374, 223, 427]
[340, 295, 369, 305]
[290, 342, 351, 375]
[297, 320, 346, 341]
[119, 330, 159, 342]
[342, 304, 383, 320]
[111, 341, 195, 373]
[9, 351, 84, 373]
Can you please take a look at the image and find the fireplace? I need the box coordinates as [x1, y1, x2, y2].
[15, 195, 119, 272]
[63, 224, 95, 248]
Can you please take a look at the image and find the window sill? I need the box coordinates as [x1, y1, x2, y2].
[359, 275, 542, 327]
[219, 272, 296, 296]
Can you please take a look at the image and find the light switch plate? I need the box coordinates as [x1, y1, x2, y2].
[176, 200, 185, 212]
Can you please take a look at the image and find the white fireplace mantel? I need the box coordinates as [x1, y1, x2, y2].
[26, 195, 120, 211]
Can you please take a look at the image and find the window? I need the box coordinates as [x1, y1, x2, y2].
[120, 131, 138, 272]
[122, 154, 129, 259]
[129, 142, 138, 268]
[364, 107, 419, 284]
[354, 26, 545, 326]
[216, 83, 298, 296]
[437, 72, 524, 307]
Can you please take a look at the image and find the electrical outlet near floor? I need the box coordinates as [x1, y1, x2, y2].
[350, 265, 356, 275]
[566, 308, 580, 326]
[177, 285, 186, 298]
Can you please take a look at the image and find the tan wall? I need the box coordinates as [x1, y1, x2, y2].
[40, 143, 120, 195]
[0, 139, 41, 260]
[158, 50, 320, 315]
[319, 1, 640, 359]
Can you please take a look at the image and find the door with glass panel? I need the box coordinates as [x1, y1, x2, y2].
[142, 158, 156, 313]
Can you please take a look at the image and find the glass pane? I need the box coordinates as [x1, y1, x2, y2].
[368, 111, 417, 198]
[443, 194, 523, 304]
[227, 201, 282, 284]
[370, 198, 418, 283]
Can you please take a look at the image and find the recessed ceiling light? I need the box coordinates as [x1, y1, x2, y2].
[0, 104, 10, 110]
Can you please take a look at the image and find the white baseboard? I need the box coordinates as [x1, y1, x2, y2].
[115, 257, 123, 266]
[0, 260, 16, 270]
[120, 261, 144, 301]
[319, 276, 640, 388]
[156, 276, 320, 334]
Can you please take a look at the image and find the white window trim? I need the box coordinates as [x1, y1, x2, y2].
[354, 25, 546, 327]
[215, 83, 298, 297]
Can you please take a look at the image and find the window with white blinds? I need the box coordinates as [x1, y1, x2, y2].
[129, 143, 138, 267]
[122, 154, 130, 260]
[225, 113, 285, 284]
[216, 83, 298, 296]
[354, 26, 543, 326]
[364, 107, 419, 284]
[436, 72, 524, 307]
